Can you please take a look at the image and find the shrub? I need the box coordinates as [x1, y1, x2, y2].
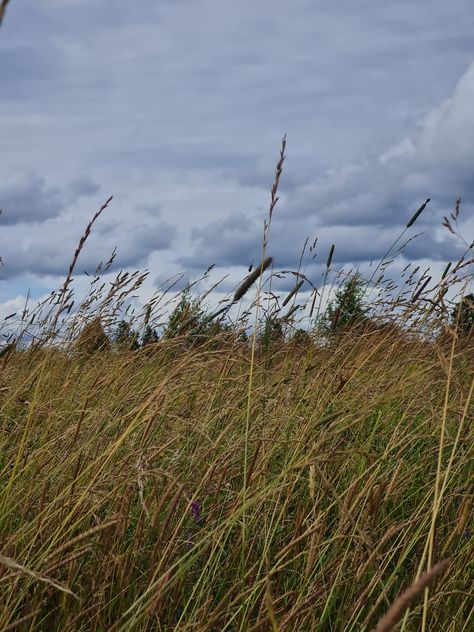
[319, 272, 368, 334]
[140, 324, 159, 347]
[451, 293, 474, 339]
[163, 290, 230, 345]
[113, 320, 140, 350]
[74, 317, 110, 353]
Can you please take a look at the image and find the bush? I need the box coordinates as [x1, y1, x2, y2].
[319, 272, 367, 334]
[163, 290, 230, 345]
[74, 317, 110, 353]
[141, 325, 159, 347]
[113, 320, 140, 350]
[451, 293, 474, 338]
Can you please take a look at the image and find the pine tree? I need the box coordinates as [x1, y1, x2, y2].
[113, 320, 140, 350]
[141, 325, 159, 347]
[164, 290, 230, 345]
[319, 273, 367, 334]
[164, 291, 197, 339]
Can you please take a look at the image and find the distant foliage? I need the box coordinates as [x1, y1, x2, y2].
[450, 293, 474, 338]
[259, 314, 285, 350]
[319, 273, 368, 334]
[163, 290, 229, 345]
[163, 290, 199, 339]
[113, 320, 140, 350]
[289, 328, 314, 348]
[74, 318, 110, 353]
[141, 324, 159, 347]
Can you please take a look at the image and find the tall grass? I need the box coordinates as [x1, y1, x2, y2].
[0, 146, 472, 630]
[0, 0, 10, 27]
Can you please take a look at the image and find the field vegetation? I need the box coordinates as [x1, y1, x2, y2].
[0, 140, 472, 631]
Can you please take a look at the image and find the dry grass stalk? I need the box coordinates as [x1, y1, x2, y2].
[282, 279, 304, 308]
[0, 340, 16, 370]
[264, 575, 281, 632]
[326, 244, 335, 269]
[44, 545, 92, 575]
[267, 135, 286, 227]
[43, 518, 119, 564]
[370, 559, 450, 632]
[0, 321, 470, 629]
[0, 0, 10, 25]
[49, 196, 113, 335]
[0, 553, 76, 597]
[3, 608, 44, 632]
[441, 495, 472, 554]
[355, 519, 416, 581]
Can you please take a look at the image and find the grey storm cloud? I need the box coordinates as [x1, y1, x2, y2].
[178, 215, 260, 270]
[0, 211, 177, 280]
[0, 0, 473, 309]
[178, 209, 466, 275]
[179, 62, 474, 272]
[4, 0, 473, 173]
[0, 173, 64, 225]
[68, 176, 101, 198]
[0, 41, 64, 101]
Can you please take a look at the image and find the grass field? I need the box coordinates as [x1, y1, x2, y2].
[0, 300, 472, 631]
[0, 142, 472, 630]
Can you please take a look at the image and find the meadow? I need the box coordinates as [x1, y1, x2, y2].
[0, 142, 472, 631]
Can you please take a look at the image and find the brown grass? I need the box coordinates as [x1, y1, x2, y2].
[0, 140, 472, 630]
[371, 559, 450, 632]
[0, 0, 10, 26]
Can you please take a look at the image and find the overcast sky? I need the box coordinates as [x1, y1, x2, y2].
[0, 0, 473, 323]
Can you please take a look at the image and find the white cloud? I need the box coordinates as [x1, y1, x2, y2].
[0, 296, 28, 322]
[416, 62, 474, 164]
[381, 62, 474, 167]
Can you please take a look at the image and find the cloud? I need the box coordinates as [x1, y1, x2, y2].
[411, 62, 474, 166]
[68, 176, 101, 198]
[179, 61, 474, 274]
[178, 210, 465, 275]
[0, 0, 473, 309]
[0, 209, 177, 280]
[0, 296, 27, 324]
[0, 170, 176, 280]
[289, 61, 474, 227]
[0, 41, 64, 101]
[0, 173, 64, 225]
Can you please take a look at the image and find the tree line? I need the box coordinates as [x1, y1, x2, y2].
[102, 276, 473, 352]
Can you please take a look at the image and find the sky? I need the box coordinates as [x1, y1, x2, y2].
[0, 0, 473, 326]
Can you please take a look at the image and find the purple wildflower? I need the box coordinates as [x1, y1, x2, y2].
[191, 500, 202, 523]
